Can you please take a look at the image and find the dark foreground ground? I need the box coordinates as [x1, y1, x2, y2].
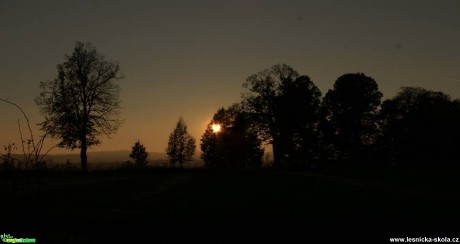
[1, 168, 459, 243]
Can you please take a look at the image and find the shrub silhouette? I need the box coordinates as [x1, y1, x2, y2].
[1, 98, 54, 170]
[1, 143, 17, 171]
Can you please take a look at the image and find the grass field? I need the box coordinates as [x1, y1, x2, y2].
[1, 168, 459, 243]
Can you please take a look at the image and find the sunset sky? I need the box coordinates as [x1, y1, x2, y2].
[1, 0, 459, 155]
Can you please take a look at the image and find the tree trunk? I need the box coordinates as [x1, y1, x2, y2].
[81, 77, 89, 173]
[80, 144, 88, 172]
[80, 134, 88, 172]
[272, 139, 283, 167]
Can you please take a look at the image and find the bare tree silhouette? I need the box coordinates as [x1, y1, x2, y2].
[35, 41, 122, 172]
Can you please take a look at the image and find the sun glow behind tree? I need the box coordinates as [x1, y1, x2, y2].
[211, 124, 221, 133]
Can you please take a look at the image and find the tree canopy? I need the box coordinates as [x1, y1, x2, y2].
[378, 87, 460, 166]
[320, 73, 382, 162]
[242, 64, 322, 167]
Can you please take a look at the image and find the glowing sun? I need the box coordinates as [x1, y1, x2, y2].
[212, 124, 221, 133]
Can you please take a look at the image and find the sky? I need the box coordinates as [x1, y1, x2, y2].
[1, 0, 459, 155]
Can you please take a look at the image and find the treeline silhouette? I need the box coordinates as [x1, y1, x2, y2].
[201, 64, 460, 170]
[1, 42, 459, 172]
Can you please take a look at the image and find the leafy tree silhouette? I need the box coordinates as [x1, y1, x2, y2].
[166, 117, 196, 168]
[201, 104, 264, 168]
[320, 73, 382, 162]
[129, 140, 148, 168]
[276, 75, 322, 166]
[242, 64, 322, 167]
[378, 87, 460, 167]
[35, 41, 122, 172]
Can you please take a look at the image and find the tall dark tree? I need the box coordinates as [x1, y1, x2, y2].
[378, 87, 460, 166]
[276, 75, 322, 165]
[201, 104, 264, 168]
[321, 73, 382, 162]
[166, 117, 196, 168]
[242, 64, 321, 167]
[36, 41, 122, 172]
[129, 140, 149, 168]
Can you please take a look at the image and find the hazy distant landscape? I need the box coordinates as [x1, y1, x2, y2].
[46, 150, 166, 164]
[42, 151, 206, 169]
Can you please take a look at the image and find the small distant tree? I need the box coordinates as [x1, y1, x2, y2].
[129, 140, 148, 168]
[166, 117, 196, 168]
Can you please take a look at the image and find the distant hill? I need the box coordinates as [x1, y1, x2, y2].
[45, 150, 168, 164]
[10, 150, 271, 169]
[42, 150, 204, 168]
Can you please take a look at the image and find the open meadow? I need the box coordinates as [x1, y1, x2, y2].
[1, 167, 459, 243]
